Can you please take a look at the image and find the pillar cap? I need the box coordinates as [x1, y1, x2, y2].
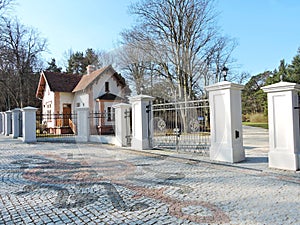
[12, 108, 21, 112]
[262, 81, 300, 93]
[76, 107, 89, 111]
[21, 106, 37, 112]
[112, 103, 131, 109]
[129, 94, 154, 103]
[205, 81, 244, 92]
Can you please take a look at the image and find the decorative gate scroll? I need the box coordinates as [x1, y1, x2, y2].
[152, 99, 210, 155]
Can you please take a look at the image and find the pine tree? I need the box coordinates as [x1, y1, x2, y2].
[287, 48, 300, 83]
[46, 58, 62, 73]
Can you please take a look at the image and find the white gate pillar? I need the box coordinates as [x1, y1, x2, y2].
[0, 112, 3, 134]
[262, 82, 300, 171]
[76, 107, 90, 142]
[129, 95, 154, 150]
[205, 81, 245, 163]
[113, 103, 131, 147]
[22, 107, 37, 143]
[12, 108, 21, 138]
[1, 112, 5, 135]
[5, 110, 12, 136]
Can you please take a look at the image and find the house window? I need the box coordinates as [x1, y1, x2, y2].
[76, 103, 80, 107]
[46, 104, 52, 122]
[107, 107, 114, 121]
[105, 82, 109, 92]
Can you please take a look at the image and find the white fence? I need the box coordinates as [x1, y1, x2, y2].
[1, 81, 299, 171]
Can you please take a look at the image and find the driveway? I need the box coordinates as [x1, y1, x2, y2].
[0, 129, 299, 224]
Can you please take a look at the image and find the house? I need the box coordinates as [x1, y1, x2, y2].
[36, 65, 130, 134]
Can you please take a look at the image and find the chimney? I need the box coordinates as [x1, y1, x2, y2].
[86, 65, 95, 75]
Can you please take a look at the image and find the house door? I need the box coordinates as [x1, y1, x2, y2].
[63, 104, 71, 126]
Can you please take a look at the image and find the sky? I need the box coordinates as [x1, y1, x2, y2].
[13, 0, 300, 76]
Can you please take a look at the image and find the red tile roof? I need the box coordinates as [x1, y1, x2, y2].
[72, 66, 110, 92]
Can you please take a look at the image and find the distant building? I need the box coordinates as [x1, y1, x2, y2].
[36, 65, 130, 134]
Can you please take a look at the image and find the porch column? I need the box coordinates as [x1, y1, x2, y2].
[113, 103, 131, 147]
[262, 82, 300, 171]
[76, 107, 89, 142]
[129, 95, 154, 150]
[205, 81, 245, 163]
[22, 106, 37, 143]
[12, 108, 21, 138]
[5, 110, 12, 136]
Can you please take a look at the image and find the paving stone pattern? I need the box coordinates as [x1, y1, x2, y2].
[0, 137, 299, 224]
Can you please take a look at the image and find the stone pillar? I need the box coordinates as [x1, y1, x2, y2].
[113, 103, 131, 147]
[12, 108, 21, 138]
[129, 95, 154, 150]
[5, 110, 12, 136]
[0, 112, 2, 134]
[262, 82, 300, 171]
[205, 81, 245, 163]
[1, 112, 5, 135]
[76, 107, 90, 142]
[22, 107, 37, 143]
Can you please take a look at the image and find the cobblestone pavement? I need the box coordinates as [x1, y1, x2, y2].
[0, 133, 299, 224]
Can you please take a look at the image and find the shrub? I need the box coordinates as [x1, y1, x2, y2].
[242, 114, 250, 122]
[249, 113, 268, 123]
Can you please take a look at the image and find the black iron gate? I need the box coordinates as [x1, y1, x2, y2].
[124, 108, 132, 146]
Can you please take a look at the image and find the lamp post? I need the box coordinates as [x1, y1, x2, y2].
[222, 66, 229, 81]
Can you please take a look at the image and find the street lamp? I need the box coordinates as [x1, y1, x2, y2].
[222, 66, 229, 81]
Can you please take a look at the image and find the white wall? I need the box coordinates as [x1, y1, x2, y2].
[60, 92, 74, 113]
[74, 69, 127, 113]
[42, 83, 55, 127]
[42, 83, 54, 114]
[92, 71, 126, 103]
[73, 92, 89, 112]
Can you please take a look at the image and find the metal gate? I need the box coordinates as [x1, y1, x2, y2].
[36, 113, 77, 142]
[89, 112, 115, 135]
[152, 99, 210, 155]
[124, 108, 132, 146]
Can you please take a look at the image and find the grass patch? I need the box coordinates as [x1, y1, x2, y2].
[243, 122, 268, 129]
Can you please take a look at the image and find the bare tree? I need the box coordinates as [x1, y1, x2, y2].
[206, 36, 237, 83]
[121, 0, 237, 98]
[0, 18, 47, 109]
[234, 71, 251, 85]
[120, 0, 237, 131]
[127, 0, 217, 99]
[96, 49, 115, 68]
[0, 0, 14, 16]
[117, 30, 155, 95]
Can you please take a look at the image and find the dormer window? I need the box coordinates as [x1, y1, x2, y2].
[105, 82, 109, 92]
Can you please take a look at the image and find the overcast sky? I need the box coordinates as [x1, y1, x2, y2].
[14, 0, 300, 76]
